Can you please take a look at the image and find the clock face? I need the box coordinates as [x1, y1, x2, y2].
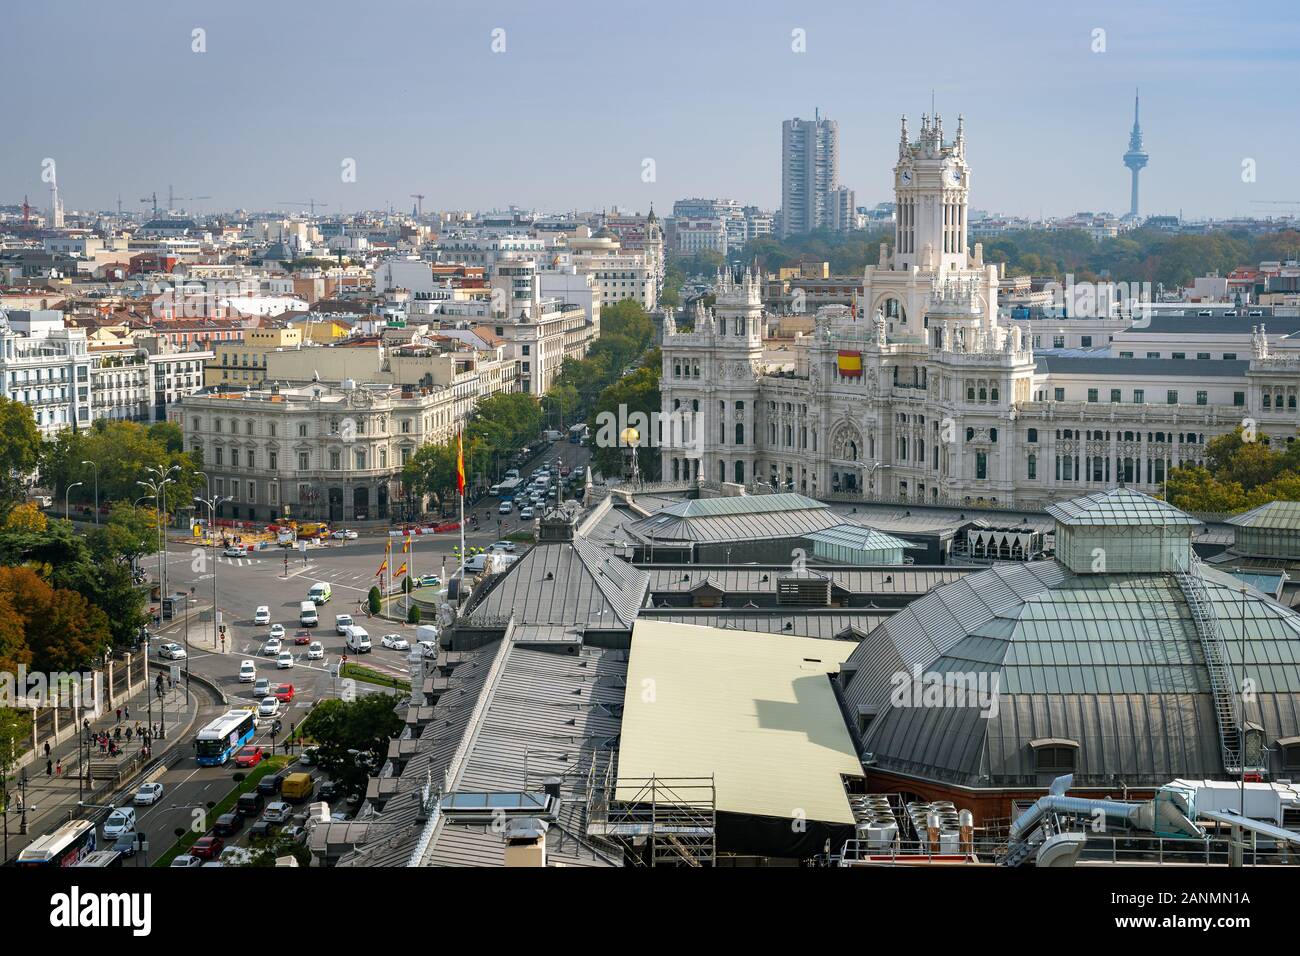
[949, 168, 962, 184]
[900, 169, 913, 185]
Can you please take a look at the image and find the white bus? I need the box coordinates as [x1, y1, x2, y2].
[195, 709, 257, 766]
[17, 819, 97, 867]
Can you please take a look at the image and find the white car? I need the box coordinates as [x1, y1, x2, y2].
[254, 606, 270, 625]
[133, 782, 164, 805]
[331, 529, 358, 540]
[269, 624, 285, 640]
[158, 642, 186, 660]
[335, 614, 353, 635]
[519, 507, 535, 520]
[223, 546, 244, 557]
[258, 696, 280, 717]
[306, 641, 324, 660]
[380, 634, 409, 650]
[262, 638, 281, 657]
[276, 651, 294, 669]
[238, 659, 257, 682]
[490, 541, 516, 553]
[103, 807, 135, 839]
[416, 640, 438, 659]
[170, 854, 202, 868]
[498, 501, 513, 515]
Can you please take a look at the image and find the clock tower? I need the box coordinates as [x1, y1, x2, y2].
[893, 113, 970, 275]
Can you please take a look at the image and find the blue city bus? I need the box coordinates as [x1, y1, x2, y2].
[195, 709, 257, 766]
[569, 423, 588, 444]
[17, 819, 97, 867]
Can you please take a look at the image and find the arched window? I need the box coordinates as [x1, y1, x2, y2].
[735, 423, 745, 445]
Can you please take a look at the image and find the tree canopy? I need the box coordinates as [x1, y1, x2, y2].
[1166, 428, 1300, 513]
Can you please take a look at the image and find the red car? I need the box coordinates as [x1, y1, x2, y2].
[273, 683, 295, 703]
[190, 835, 225, 860]
[433, 521, 460, 533]
[234, 745, 264, 768]
[294, 631, 311, 645]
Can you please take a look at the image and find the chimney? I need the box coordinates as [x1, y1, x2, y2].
[502, 818, 549, 868]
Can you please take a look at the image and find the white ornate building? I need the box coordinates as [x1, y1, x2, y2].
[660, 115, 1300, 510]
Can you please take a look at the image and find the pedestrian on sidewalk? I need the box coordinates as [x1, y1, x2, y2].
[46, 758, 52, 776]
[124, 705, 130, 721]
[43, 741, 51, 759]
[116, 707, 122, 723]
[114, 726, 121, 741]
[125, 726, 133, 742]
[55, 760, 62, 777]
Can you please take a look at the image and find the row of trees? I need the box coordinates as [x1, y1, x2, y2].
[739, 226, 1300, 290]
[41, 419, 204, 512]
[1166, 429, 1300, 513]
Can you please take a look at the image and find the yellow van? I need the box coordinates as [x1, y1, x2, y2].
[281, 772, 314, 802]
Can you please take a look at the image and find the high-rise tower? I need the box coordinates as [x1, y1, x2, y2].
[780, 110, 839, 238]
[1122, 90, 1148, 220]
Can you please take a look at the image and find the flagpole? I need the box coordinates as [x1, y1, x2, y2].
[458, 429, 466, 607]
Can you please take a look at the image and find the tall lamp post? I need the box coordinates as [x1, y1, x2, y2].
[64, 482, 83, 522]
[195, 494, 231, 653]
[79, 460, 99, 525]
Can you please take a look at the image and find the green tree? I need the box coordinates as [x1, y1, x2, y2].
[299, 695, 403, 803]
[588, 351, 662, 480]
[407, 604, 421, 625]
[0, 397, 42, 512]
[367, 586, 382, 615]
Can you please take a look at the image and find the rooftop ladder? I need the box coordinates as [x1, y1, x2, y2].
[1175, 555, 1245, 776]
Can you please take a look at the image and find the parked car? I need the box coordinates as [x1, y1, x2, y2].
[282, 824, 308, 844]
[258, 696, 280, 718]
[318, 780, 339, 802]
[254, 606, 270, 625]
[133, 782, 164, 805]
[380, 634, 409, 650]
[158, 642, 186, 660]
[169, 854, 202, 868]
[190, 836, 224, 860]
[276, 651, 294, 669]
[234, 745, 264, 768]
[307, 641, 324, 660]
[247, 820, 276, 843]
[263, 801, 292, 823]
[274, 683, 295, 702]
[269, 623, 285, 640]
[239, 659, 257, 683]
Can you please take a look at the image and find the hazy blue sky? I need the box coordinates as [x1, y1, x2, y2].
[4, 0, 1298, 220]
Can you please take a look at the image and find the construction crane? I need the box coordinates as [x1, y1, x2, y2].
[279, 199, 329, 216]
[141, 192, 160, 217]
[410, 193, 426, 217]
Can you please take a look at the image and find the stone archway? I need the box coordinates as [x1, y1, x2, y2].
[353, 486, 370, 520]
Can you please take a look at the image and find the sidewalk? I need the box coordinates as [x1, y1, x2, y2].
[3, 676, 201, 860]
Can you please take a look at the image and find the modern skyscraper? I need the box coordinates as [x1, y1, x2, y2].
[1122, 90, 1148, 220]
[780, 110, 839, 238]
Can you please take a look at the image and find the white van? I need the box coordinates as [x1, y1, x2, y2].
[103, 807, 136, 839]
[238, 659, 257, 682]
[308, 582, 331, 605]
[299, 601, 319, 627]
[344, 626, 371, 654]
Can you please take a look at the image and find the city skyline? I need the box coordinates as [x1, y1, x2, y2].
[3, 0, 1299, 221]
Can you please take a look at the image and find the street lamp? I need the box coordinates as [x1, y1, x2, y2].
[195, 494, 231, 653]
[80, 461, 99, 524]
[65, 482, 84, 521]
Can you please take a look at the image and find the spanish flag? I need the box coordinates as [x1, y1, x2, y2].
[456, 432, 466, 497]
[376, 559, 388, 577]
[836, 350, 863, 377]
[402, 538, 410, 554]
[395, 562, 408, 578]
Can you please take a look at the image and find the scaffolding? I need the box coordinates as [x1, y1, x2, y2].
[586, 769, 716, 867]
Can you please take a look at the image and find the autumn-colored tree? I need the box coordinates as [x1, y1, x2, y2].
[0, 588, 32, 676]
[0, 566, 111, 671]
[4, 502, 48, 533]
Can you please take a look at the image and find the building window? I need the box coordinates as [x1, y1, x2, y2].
[1133, 389, 1144, 404]
[1054, 388, 1065, 402]
[1167, 390, 1178, 404]
[975, 452, 987, 480]
[330, 451, 341, 470]
[1027, 428, 1038, 443]
[1196, 391, 1208, 406]
[298, 424, 308, 438]
[298, 452, 308, 471]
[269, 452, 277, 471]
[1172, 352, 1186, 360]
[1234, 391, 1245, 407]
[1087, 389, 1098, 403]
[1110, 389, 1121, 403]
[1035, 745, 1078, 774]
[1027, 454, 1037, 480]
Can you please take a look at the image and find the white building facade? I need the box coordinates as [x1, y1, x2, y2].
[660, 116, 1300, 510]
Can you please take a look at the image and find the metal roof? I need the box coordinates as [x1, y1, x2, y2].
[620, 621, 862, 824]
[1123, 313, 1300, 335]
[627, 493, 856, 544]
[1034, 355, 1250, 377]
[840, 561, 1300, 787]
[639, 608, 892, 640]
[643, 565, 972, 596]
[805, 524, 919, 552]
[1226, 500, 1300, 531]
[466, 536, 649, 629]
[1045, 487, 1201, 527]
